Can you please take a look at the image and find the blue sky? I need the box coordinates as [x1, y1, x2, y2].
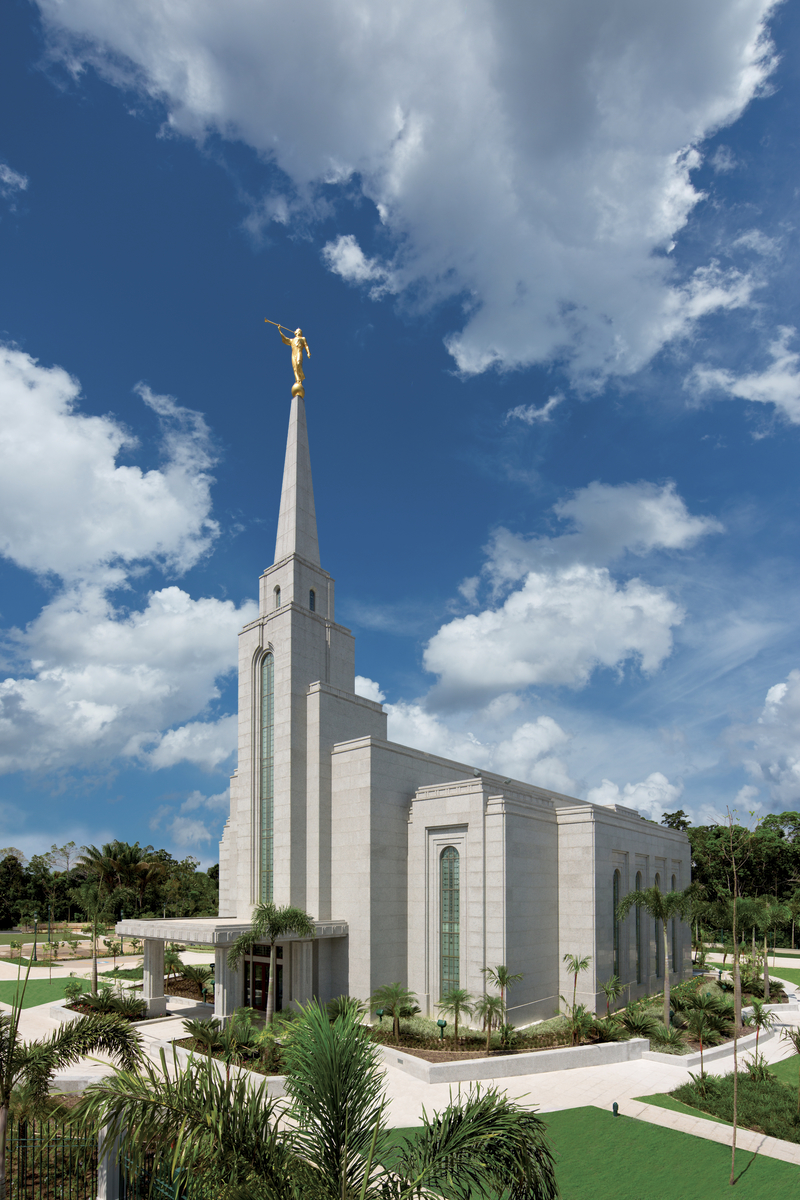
[2, 0, 800, 865]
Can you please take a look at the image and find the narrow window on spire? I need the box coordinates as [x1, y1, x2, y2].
[259, 652, 274, 903]
[309, 589, 316, 612]
[440, 847, 459, 996]
[274, 585, 281, 609]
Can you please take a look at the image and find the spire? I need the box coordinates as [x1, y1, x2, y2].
[274, 393, 320, 565]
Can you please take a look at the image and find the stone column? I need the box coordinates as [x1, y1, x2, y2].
[142, 939, 167, 1017]
[214, 946, 241, 1020]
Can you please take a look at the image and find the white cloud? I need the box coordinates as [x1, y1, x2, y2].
[0, 347, 257, 775]
[710, 145, 737, 173]
[354, 675, 385, 703]
[482, 481, 720, 593]
[425, 565, 682, 701]
[35, 0, 778, 381]
[150, 788, 230, 849]
[586, 771, 682, 820]
[734, 669, 800, 804]
[421, 481, 717, 704]
[322, 236, 394, 298]
[0, 162, 28, 201]
[386, 701, 574, 792]
[690, 327, 800, 424]
[506, 395, 563, 425]
[143, 716, 239, 770]
[0, 348, 219, 580]
[0, 586, 254, 773]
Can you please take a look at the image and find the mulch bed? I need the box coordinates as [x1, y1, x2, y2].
[172, 1037, 284, 1076]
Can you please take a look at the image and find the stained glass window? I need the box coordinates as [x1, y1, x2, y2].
[440, 847, 460, 995]
[260, 652, 274, 903]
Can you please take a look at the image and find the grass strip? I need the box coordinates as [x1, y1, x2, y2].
[386, 1106, 799, 1199]
[634, 1092, 731, 1125]
[0, 977, 90, 1009]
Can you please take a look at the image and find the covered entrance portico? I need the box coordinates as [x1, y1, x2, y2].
[115, 917, 348, 1019]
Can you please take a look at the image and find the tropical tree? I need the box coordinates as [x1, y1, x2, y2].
[0, 961, 141, 1200]
[369, 983, 418, 1041]
[480, 965, 523, 1018]
[747, 998, 777, 1053]
[436, 987, 474, 1045]
[228, 903, 315, 1024]
[616, 884, 694, 1027]
[683, 1008, 721, 1077]
[755, 897, 790, 1000]
[164, 948, 183, 985]
[782, 1026, 800, 1112]
[72, 1001, 559, 1200]
[70, 880, 102, 992]
[599, 974, 624, 1017]
[562, 953, 591, 1013]
[473, 994, 505, 1051]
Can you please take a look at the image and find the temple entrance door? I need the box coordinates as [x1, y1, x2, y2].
[244, 961, 283, 1012]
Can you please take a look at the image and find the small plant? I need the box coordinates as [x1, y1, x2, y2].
[183, 1016, 222, 1051]
[326, 994, 366, 1022]
[436, 987, 474, 1045]
[744, 1051, 775, 1083]
[592, 1017, 625, 1044]
[616, 1003, 659, 1040]
[563, 953, 591, 1012]
[561, 1001, 594, 1046]
[649, 1023, 686, 1052]
[473, 994, 505, 1051]
[63, 977, 87, 1004]
[599, 974, 624, 1016]
[369, 983, 419, 1041]
[180, 963, 214, 999]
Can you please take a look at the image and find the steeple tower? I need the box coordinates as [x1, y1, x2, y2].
[274, 393, 320, 565]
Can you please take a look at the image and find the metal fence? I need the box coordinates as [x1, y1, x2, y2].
[4, 1113, 97, 1200]
[119, 1155, 213, 1200]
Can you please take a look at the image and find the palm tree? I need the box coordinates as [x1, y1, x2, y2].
[0, 961, 141, 1200]
[747, 998, 776, 1053]
[616, 884, 694, 1028]
[683, 1008, 720, 1078]
[73, 1001, 559, 1200]
[369, 983, 418, 1041]
[480, 965, 523, 1018]
[755, 897, 790, 1001]
[473, 994, 505, 1051]
[562, 953, 591, 1012]
[70, 880, 102, 992]
[436, 987, 474, 1045]
[600, 974, 623, 1016]
[180, 964, 214, 1001]
[228, 903, 315, 1024]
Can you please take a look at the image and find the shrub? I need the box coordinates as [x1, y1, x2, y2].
[616, 1003, 659, 1039]
[326, 995, 366, 1022]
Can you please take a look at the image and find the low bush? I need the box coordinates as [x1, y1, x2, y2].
[672, 1070, 800, 1142]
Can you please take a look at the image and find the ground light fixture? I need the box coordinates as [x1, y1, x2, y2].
[437, 1019, 447, 1039]
[376, 1008, 384, 1024]
[612, 1103, 619, 1117]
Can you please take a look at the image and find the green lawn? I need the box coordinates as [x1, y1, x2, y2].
[634, 1092, 730, 1125]
[388, 1106, 797, 1199]
[0, 978, 89, 1009]
[768, 1052, 800, 1088]
[772, 965, 800, 987]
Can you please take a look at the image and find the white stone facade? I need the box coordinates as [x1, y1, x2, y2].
[124, 388, 692, 1022]
[215, 389, 692, 1020]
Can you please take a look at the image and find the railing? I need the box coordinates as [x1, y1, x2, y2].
[4, 1113, 97, 1200]
[119, 1154, 213, 1200]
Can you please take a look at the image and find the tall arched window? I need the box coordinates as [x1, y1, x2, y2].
[671, 874, 677, 974]
[309, 589, 316, 612]
[635, 871, 642, 985]
[654, 873, 662, 977]
[259, 653, 274, 903]
[440, 847, 460, 996]
[613, 869, 621, 979]
[274, 585, 281, 609]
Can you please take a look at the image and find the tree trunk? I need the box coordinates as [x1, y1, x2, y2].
[265, 941, 276, 1025]
[662, 920, 671, 1029]
[763, 935, 770, 1001]
[249, 943, 254, 1013]
[0, 1103, 8, 1200]
[91, 914, 98, 993]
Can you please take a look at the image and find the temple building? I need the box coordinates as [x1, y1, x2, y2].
[119, 388, 691, 1022]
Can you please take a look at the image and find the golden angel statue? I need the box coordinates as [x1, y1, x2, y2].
[281, 327, 311, 390]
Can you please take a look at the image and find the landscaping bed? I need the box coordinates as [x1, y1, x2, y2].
[669, 1067, 800, 1144]
[172, 1036, 284, 1076]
